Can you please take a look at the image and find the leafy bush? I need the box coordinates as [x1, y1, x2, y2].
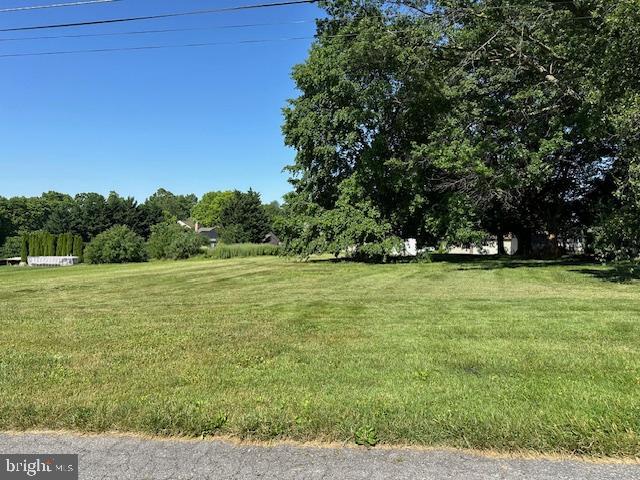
[415, 250, 432, 263]
[592, 206, 640, 261]
[354, 426, 378, 447]
[204, 243, 281, 259]
[280, 176, 402, 261]
[84, 225, 148, 264]
[0, 236, 22, 258]
[147, 222, 207, 260]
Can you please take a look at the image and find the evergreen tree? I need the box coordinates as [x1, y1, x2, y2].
[20, 234, 28, 262]
[72, 235, 84, 259]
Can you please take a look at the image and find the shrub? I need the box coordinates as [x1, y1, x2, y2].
[84, 225, 148, 264]
[0, 236, 22, 258]
[354, 426, 378, 447]
[147, 222, 207, 260]
[592, 207, 640, 261]
[415, 250, 432, 263]
[204, 243, 281, 259]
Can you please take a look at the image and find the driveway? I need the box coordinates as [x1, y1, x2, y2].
[0, 433, 638, 480]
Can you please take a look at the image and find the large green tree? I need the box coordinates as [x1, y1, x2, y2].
[145, 188, 197, 221]
[282, 0, 640, 258]
[191, 190, 234, 227]
[218, 190, 271, 243]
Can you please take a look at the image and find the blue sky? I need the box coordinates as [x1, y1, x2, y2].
[0, 0, 323, 203]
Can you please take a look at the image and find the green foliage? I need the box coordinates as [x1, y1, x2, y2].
[148, 222, 207, 260]
[354, 426, 378, 447]
[217, 190, 271, 243]
[0, 236, 22, 258]
[55, 232, 74, 256]
[145, 188, 197, 222]
[0, 189, 176, 243]
[84, 225, 148, 264]
[262, 201, 285, 238]
[191, 191, 234, 227]
[19, 231, 84, 259]
[282, 177, 403, 261]
[282, 0, 640, 260]
[592, 206, 640, 262]
[20, 234, 28, 262]
[204, 243, 281, 260]
[43, 232, 56, 256]
[217, 224, 245, 245]
[415, 251, 432, 264]
[72, 235, 84, 260]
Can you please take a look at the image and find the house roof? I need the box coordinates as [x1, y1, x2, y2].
[177, 218, 196, 229]
[197, 227, 218, 239]
[262, 232, 280, 244]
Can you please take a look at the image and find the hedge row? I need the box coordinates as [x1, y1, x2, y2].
[21, 232, 84, 261]
[204, 243, 281, 259]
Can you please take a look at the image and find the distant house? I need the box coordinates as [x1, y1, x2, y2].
[262, 232, 280, 245]
[177, 219, 197, 230]
[448, 236, 518, 256]
[198, 227, 218, 248]
[178, 219, 218, 248]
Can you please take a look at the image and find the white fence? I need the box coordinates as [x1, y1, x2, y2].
[27, 256, 80, 267]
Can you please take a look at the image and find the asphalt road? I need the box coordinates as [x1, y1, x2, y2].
[0, 433, 638, 480]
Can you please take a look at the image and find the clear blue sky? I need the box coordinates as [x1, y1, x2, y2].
[0, 0, 323, 203]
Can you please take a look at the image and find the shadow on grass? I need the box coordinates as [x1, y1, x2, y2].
[308, 254, 640, 283]
[437, 255, 593, 271]
[310, 254, 593, 268]
[572, 264, 640, 284]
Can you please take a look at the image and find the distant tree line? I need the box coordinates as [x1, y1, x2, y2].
[1, 188, 283, 260]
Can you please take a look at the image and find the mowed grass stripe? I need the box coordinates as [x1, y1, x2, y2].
[0, 256, 638, 456]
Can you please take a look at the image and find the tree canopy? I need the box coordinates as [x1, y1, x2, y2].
[282, 0, 640, 259]
[191, 190, 235, 227]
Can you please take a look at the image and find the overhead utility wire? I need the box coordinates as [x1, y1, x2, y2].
[0, 34, 333, 58]
[0, 19, 313, 42]
[0, 0, 122, 13]
[0, 0, 317, 32]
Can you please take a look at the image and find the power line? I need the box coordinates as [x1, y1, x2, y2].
[0, 35, 327, 58]
[0, 19, 314, 42]
[0, 0, 317, 32]
[0, 0, 122, 13]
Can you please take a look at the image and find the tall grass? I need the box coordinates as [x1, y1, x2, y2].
[205, 243, 281, 259]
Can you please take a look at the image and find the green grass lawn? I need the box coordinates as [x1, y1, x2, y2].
[0, 256, 639, 456]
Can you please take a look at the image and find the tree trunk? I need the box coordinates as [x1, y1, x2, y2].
[516, 230, 532, 257]
[548, 233, 561, 258]
[496, 231, 506, 256]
